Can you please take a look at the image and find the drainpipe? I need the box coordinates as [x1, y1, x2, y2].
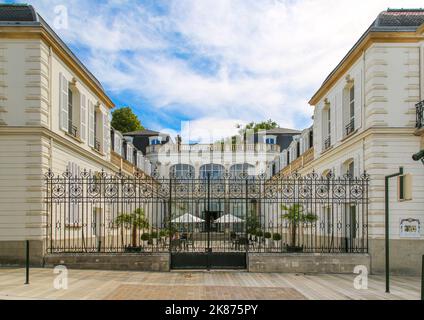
[384, 167, 403, 294]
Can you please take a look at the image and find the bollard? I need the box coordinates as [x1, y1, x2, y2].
[25, 240, 29, 285]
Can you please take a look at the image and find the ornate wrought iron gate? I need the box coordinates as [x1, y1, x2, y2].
[45, 169, 369, 270]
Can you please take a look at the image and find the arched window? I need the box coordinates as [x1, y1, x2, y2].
[200, 164, 225, 179]
[170, 164, 195, 179]
[342, 159, 355, 178]
[230, 163, 255, 178]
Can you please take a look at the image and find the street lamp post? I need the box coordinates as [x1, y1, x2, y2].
[384, 167, 403, 294]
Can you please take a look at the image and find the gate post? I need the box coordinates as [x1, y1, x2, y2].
[168, 177, 172, 256]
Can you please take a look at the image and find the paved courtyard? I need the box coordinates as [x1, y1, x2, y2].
[0, 268, 420, 300]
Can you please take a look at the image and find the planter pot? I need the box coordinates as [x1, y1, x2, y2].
[274, 240, 282, 248]
[252, 235, 256, 241]
[286, 245, 304, 253]
[125, 246, 142, 253]
[142, 240, 149, 247]
[265, 239, 271, 247]
[152, 238, 158, 246]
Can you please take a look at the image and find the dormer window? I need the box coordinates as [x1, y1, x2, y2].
[150, 136, 162, 145]
[264, 135, 277, 145]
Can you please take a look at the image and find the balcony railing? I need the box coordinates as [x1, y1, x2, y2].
[416, 100, 424, 129]
[68, 120, 78, 138]
[345, 119, 355, 136]
[94, 139, 101, 152]
[146, 143, 281, 154]
[324, 136, 331, 151]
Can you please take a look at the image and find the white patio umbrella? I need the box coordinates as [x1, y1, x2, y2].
[171, 213, 205, 223]
[214, 214, 245, 224]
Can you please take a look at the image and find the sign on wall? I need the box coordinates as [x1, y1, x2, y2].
[399, 218, 421, 238]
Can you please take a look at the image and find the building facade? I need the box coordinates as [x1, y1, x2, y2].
[0, 5, 151, 265]
[270, 9, 424, 275]
[126, 128, 300, 179]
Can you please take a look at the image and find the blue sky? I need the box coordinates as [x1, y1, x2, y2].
[3, 0, 424, 142]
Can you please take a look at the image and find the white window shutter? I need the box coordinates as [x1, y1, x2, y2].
[59, 73, 69, 132]
[103, 111, 110, 155]
[80, 94, 87, 142]
[88, 101, 95, 148]
[114, 135, 121, 155]
[354, 73, 362, 130]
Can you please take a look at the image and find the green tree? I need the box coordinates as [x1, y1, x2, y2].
[111, 107, 144, 133]
[281, 204, 317, 248]
[241, 119, 279, 133]
[115, 208, 149, 247]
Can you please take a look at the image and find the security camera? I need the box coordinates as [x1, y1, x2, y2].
[412, 150, 424, 163]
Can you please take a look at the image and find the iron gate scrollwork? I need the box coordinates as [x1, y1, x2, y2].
[45, 169, 369, 268]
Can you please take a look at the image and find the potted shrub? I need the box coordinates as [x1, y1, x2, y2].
[273, 233, 282, 248]
[151, 231, 158, 246]
[256, 230, 264, 244]
[281, 204, 317, 253]
[264, 232, 272, 247]
[115, 208, 149, 252]
[159, 230, 168, 243]
[141, 233, 150, 247]
[247, 213, 260, 241]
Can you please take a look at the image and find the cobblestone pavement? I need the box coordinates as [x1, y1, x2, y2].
[0, 268, 420, 300]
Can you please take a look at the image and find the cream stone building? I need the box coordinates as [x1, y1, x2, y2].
[270, 9, 424, 275]
[0, 5, 151, 264]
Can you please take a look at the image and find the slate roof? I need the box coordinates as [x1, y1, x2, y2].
[371, 8, 424, 31]
[124, 130, 163, 137]
[0, 4, 37, 22]
[258, 128, 301, 135]
[0, 4, 104, 91]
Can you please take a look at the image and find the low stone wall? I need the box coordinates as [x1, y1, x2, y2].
[43, 253, 170, 272]
[369, 239, 424, 276]
[0, 240, 44, 267]
[248, 253, 370, 274]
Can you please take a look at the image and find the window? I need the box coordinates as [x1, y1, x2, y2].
[68, 88, 74, 136]
[323, 104, 331, 150]
[150, 136, 162, 145]
[342, 159, 355, 178]
[296, 141, 301, 158]
[151, 139, 161, 145]
[200, 164, 225, 179]
[309, 130, 314, 149]
[265, 138, 275, 145]
[113, 132, 122, 156]
[59, 73, 83, 139]
[230, 163, 255, 178]
[348, 161, 354, 177]
[344, 83, 355, 136]
[287, 151, 290, 164]
[170, 164, 195, 179]
[94, 108, 101, 151]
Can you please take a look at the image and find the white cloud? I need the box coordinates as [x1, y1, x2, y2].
[20, 0, 424, 140]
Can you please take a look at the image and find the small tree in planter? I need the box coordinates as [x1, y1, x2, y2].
[273, 233, 282, 249]
[264, 232, 272, 247]
[159, 230, 168, 242]
[141, 233, 150, 247]
[115, 208, 149, 251]
[150, 231, 158, 246]
[247, 213, 260, 241]
[256, 230, 264, 244]
[281, 204, 317, 252]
